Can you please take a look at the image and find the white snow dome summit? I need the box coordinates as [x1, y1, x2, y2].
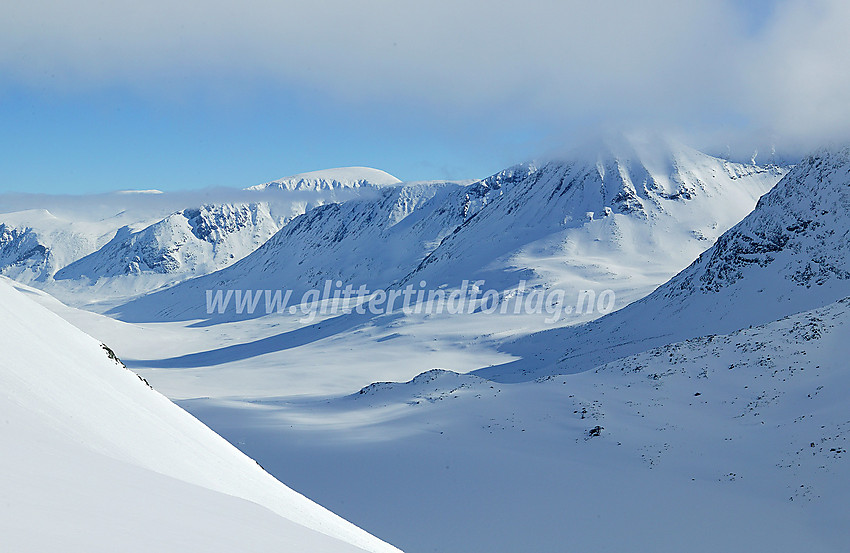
[247, 167, 402, 191]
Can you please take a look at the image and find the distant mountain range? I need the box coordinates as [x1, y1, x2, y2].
[111, 136, 786, 322]
[0, 168, 398, 305]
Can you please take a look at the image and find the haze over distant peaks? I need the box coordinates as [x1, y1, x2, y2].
[247, 167, 402, 191]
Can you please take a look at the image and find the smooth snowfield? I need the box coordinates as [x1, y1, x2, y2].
[0, 277, 400, 553]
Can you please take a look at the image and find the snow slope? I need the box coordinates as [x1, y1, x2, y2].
[247, 167, 402, 191]
[0, 277, 400, 553]
[475, 145, 850, 382]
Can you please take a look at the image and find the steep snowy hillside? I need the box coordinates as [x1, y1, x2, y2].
[247, 167, 401, 191]
[114, 179, 502, 321]
[0, 277, 399, 553]
[184, 297, 850, 553]
[476, 145, 850, 382]
[655, 146, 850, 327]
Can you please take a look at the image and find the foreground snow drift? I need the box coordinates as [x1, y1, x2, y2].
[0, 277, 399, 553]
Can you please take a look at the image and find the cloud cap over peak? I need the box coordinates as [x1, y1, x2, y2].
[1, 0, 849, 184]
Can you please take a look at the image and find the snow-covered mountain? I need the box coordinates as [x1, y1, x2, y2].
[117, 145, 850, 553]
[55, 202, 292, 280]
[246, 167, 401, 191]
[0, 215, 58, 282]
[115, 136, 785, 323]
[179, 146, 850, 550]
[0, 173, 396, 307]
[475, 145, 850, 382]
[9, 143, 848, 553]
[0, 276, 399, 553]
[0, 209, 140, 284]
[113, 178, 503, 321]
[655, 146, 850, 326]
[404, 135, 784, 294]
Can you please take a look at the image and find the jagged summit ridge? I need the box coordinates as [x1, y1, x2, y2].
[247, 167, 402, 191]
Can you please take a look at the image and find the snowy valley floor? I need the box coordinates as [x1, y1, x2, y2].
[13, 279, 850, 553]
[183, 300, 850, 552]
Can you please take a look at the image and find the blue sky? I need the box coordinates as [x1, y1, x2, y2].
[1, 0, 847, 194]
[0, 83, 537, 192]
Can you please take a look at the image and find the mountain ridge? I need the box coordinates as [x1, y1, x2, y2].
[247, 167, 402, 191]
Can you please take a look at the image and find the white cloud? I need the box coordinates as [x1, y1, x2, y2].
[1, 0, 848, 150]
[739, 0, 850, 147]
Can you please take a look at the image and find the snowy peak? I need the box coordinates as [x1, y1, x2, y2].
[545, 135, 784, 217]
[113, 180, 495, 321]
[0, 222, 51, 280]
[405, 136, 785, 294]
[490, 135, 784, 226]
[247, 167, 402, 191]
[115, 139, 788, 325]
